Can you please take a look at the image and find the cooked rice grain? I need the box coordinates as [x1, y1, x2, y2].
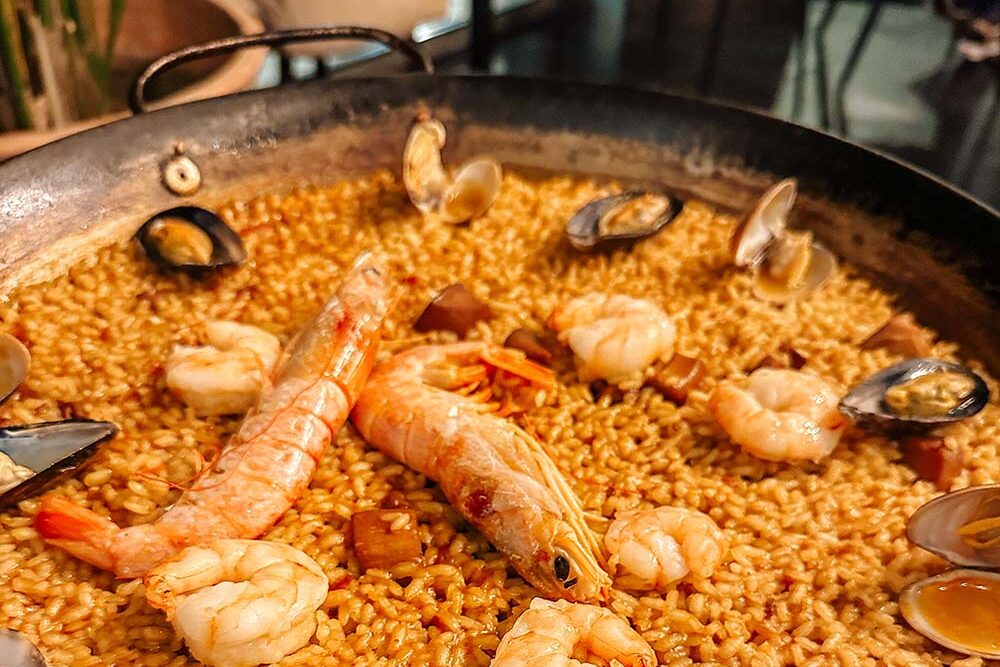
[0, 170, 996, 666]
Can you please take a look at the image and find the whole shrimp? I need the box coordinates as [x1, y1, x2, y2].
[145, 539, 328, 667]
[351, 342, 612, 603]
[166, 320, 282, 416]
[548, 293, 675, 385]
[603, 507, 727, 591]
[36, 253, 390, 577]
[491, 597, 655, 667]
[710, 367, 846, 462]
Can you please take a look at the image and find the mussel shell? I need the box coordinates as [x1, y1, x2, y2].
[0, 332, 30, 404]
[136, 207, 246, 271]
[907, 483, 1000, 568]
[0, 420, 117, 507]
[731, 178, 796, 267]
[839, 358, 988, 431]
[566, 191, 683, 251]
[899, 568, 1000, 659]
[0, 629, 48, 667]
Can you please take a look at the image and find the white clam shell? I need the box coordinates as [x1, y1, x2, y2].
[899, 568, 1000, 659]
[732, 177, 796, 267]
[403, 117, 449, 215]
[0, 332, 29, 403]
[907, 483, 1000, 568]
[439, 158, 502, 224]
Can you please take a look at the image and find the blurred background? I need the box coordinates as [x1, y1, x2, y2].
[1, 0, 997, 207]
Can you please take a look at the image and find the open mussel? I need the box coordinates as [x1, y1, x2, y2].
[0, 629, 48, 666]
[901, 485, 1000, 659]
[0, 420, 117, 507]
[0, 332, 29, 404]
[731, 178, 837, 303]
[839, 358, 988, 432]
[136, 207, 245, 272]
[566, 191, 683, 251]
[402, 113, 502, 224]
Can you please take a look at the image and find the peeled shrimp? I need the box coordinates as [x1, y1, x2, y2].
[603, 506, 727, 591]
[548, 293, 675, 384]
[145, 539, 328, 667]
[492, 597, 655, 667]
[351, 343, 612, 603]
[710, 367, 845, 462]
[36, 253, 390, 577]
[166, 320, 282, 416]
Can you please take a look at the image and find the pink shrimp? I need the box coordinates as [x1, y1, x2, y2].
[35, 253, 391, 578]
[351, 342, 612, 603]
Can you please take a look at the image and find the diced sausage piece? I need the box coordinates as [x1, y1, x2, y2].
[414, 284, 492, 337]
[785, 346, 808, 370]
[902, 437, 963, 491]
[861, 314, 932, 357]
[504, 328, 556, 365]
[648, 354, 706, 405]
[351, 509, 423, 571]
[751, 354, 786, 371]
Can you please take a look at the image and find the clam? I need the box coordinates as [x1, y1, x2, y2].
[566, 191, 683, 251]
[731, 178, 838, 302]
[136, 207, 245, 272]
[900, 568, 1000, 659]
[0, 420, 117, 507]
[839, 358, 988, 431]
[0, 629, 47, 667]
[0, 332, 30, 403]
[907, 484, 1000, 568]
[402, 114, 502, 224]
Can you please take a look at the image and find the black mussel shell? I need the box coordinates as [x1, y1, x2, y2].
[0, 629, 47, 666]
[566, 191, 683, 251]
[135, 206, 245, 271]
[839, 358, 988, 432]
[0, 420, 117, 507]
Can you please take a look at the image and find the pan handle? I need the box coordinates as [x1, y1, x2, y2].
[129, 26, 434, 114]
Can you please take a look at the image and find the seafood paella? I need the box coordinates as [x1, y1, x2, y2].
[0, 113, 998, 667]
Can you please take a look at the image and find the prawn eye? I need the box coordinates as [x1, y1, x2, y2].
[553, 555, 570, 582]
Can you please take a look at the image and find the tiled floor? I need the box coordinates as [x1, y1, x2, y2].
[436, 0, 999, 208]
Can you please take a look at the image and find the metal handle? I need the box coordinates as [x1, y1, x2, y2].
[130, 26, 434, 114]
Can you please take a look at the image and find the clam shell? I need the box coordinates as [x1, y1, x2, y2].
[0, 420, 118, 508]
[752, 239, 837, 303]
[0, 332, 29, 404]
[899, 568, 1000, 659]
[439, 158, 502, 224]
[732, 178, 796, 267]
[839, 358, 988, 432]
[136, 207, 245, 272]
[907, 483, 1000, 568]
[0, 629, 47, 666]
[403, 116, 449, 214]
[566, 191, 683, 251]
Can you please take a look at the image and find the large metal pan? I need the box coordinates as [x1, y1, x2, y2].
[0, 28, 997, 370]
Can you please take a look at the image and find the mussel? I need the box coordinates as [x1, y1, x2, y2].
[731, 178, 838, 303]
[901, 485, 1000, 658]
[566, 191, 683, 251]
[402, 113, 502, 224]
[0, 629, 47, 666]
[0, 420, 117, 507]
[839, 358, 988, 432]
[136, 207, 245, 272]
[0, 332, 30, 404]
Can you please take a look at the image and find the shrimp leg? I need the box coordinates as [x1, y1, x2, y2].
[36, 253, 391, 578]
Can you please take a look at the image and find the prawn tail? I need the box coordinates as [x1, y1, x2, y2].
[480, 347, 556, 390]
[35, 495, 118, 571]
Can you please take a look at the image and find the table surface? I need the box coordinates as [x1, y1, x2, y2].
[434, 0, 999, 210]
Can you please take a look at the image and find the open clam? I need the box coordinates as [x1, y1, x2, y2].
[402, 114, 502, 224]
[0, 332, 30, 404]
[566, 191, 683, 251]
[0, 420, 117, 507]
[136, 207, 246, 272]
[902, 484, 1000, 658]
[731, 178, 837, 303]
[839, 358, 988, 432]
